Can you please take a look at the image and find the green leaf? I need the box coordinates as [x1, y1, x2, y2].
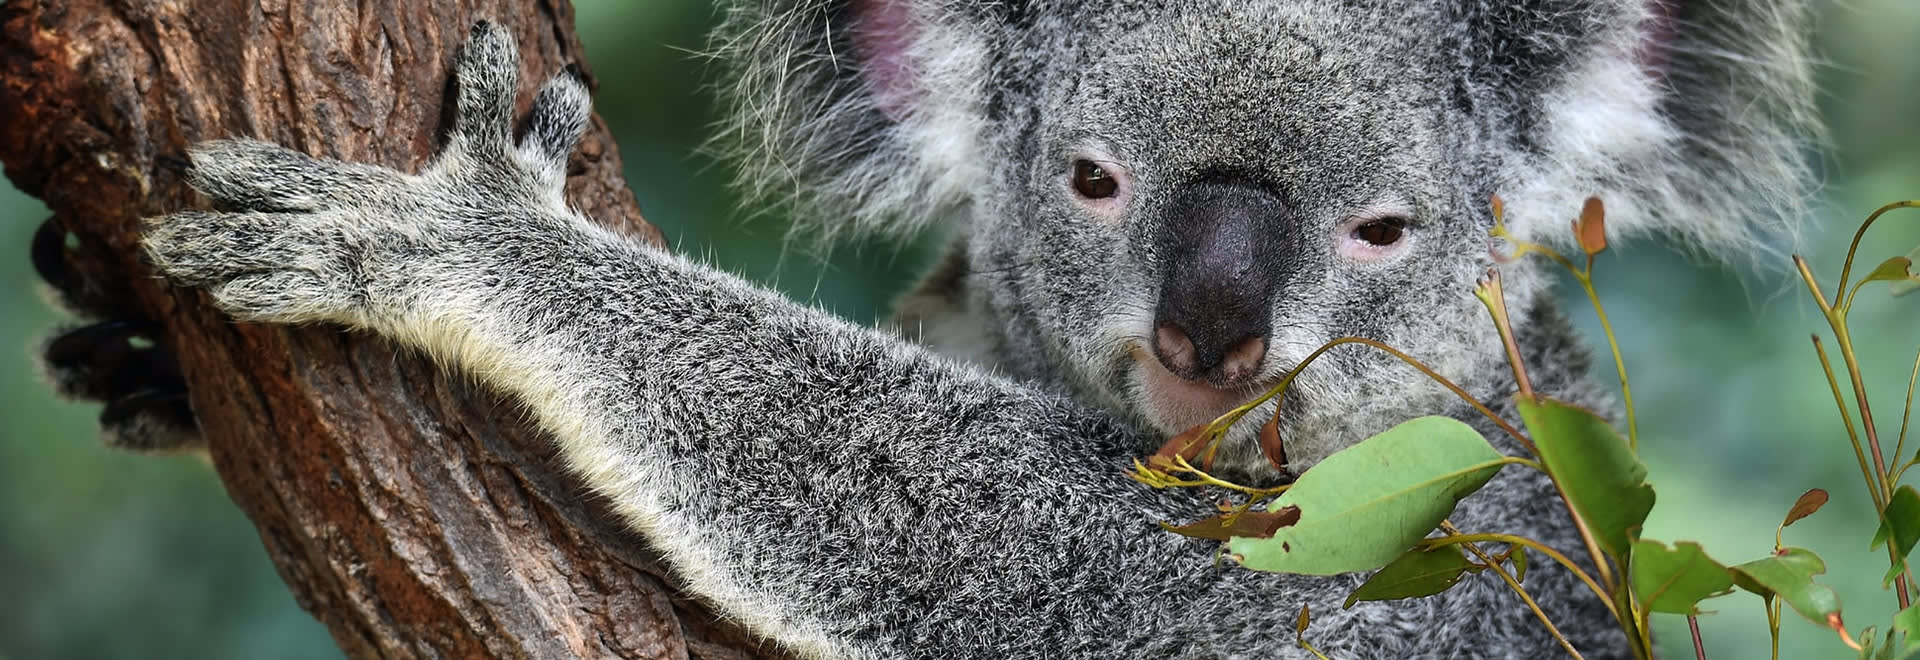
[1896, 246, 1920, 297]
[1230, 416, 1507, 575]
[1630, 539, 1734, 614]
[1876, 486, 1920, 587]
[1344, 545, 1481, 608]
[1865, 257, 1914, 284]
[1731, 548, 1843, 628]
[1894, 603, 1920, 651]
[1516, 397, 1655, 560]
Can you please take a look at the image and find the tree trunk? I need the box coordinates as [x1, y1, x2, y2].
[0, 2, 788, 658]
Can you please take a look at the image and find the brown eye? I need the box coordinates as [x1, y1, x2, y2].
[1353, 218, 1406, 246]
[1072, 160, 1119, 199]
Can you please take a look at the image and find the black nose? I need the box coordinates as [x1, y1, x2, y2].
[1150, 180, 1284, 386]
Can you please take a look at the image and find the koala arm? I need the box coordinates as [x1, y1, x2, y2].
[144, 24, 1615, 660]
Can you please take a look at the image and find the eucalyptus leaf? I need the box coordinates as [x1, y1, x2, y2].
[1783, 488, 1830, 529]
[1163, 508, 1300, 542]
[1865, 256, 1914, 284]
[1231, 416, 1506, 575]
[1576, 197, 1608, 257]
[1630, 539, 1734, 614]
[1894, 602, 1920, 651]
[1874, 486, 1920, 586]
[1516, 397, 1654, 560]
[1344, 545, 1480, 608]
[1731, 548, 1843, 627]
[1897, 246, 1920, 296]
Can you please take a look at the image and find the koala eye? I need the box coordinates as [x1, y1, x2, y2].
[1352, 217, 1406, 246]
[1071, 160, 1120, 200]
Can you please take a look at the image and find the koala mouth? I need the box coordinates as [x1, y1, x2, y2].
[1131, 345, 1275, 435]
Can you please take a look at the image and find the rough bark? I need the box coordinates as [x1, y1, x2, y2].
[0, 2, 788, 658]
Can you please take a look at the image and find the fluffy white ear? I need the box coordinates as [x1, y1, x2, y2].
[713, 0, 1000, 240]
[1487, 0, 1819, 254]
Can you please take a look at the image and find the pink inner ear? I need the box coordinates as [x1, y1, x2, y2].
[851, 0, 918, 121]
[1636, 0, 1680, 81]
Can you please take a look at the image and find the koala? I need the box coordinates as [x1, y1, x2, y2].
[40, 0, 1817, 657]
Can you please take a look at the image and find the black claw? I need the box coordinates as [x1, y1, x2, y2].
[155, 154, 193, 174]
[45, 321, 155, 368]
[31, 217, 77, 294]
[470, 20, 494, 38]
[100, 388, 191, 427]
[561, 63, 586, 84]
[42, 321, 187, 409]
[35, 216, 143, 317]
[100, 386, 200, 452]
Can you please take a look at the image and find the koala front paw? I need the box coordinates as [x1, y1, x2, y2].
[143, 21, 592, 328]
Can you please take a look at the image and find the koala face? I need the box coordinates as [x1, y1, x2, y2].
[717, 0, 1814, 475]
[968, 3, 1513, 472]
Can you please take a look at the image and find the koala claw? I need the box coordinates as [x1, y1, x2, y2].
[38, 320, 199, 452]
[30, 213, 204, 450]
[143, 22, 592, 327]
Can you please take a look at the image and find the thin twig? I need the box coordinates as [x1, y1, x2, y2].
[1811, 335, 1881, 507]
[1895, 347, 1920, 482]
[1442, 524, 1589, 660]
[1832, 200, 1920, 303]
[1689, 615, 1707, 660]
[1427, 532, 1617, 622]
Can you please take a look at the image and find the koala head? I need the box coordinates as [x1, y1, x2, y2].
[716, 0, 1816, 474]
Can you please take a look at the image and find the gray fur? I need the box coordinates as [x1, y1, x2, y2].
[137, 2, 1818, 656]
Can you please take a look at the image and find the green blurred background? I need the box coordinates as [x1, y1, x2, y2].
[1, 2, 1915, 658]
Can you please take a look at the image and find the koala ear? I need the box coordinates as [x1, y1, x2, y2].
[714, 0, 1007, 240]
[1478, 1, 1819, 254]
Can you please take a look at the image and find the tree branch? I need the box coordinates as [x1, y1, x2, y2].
[0, 2, 786, 658]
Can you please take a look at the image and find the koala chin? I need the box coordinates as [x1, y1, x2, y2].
[109, 0, 1819, 658]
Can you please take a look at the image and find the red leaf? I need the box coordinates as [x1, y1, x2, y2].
[1162, 506, 1302, 541]
[1147, 423, 1211, 472]
[1575, 197, 1608, 256]
[1259, 411, 1288, 473]
[1783, 488, 1829, 529]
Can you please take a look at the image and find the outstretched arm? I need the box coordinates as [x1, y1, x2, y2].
[144, 24, 1613, 660]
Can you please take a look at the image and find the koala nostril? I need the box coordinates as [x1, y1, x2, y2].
[1152, 321, 1268, 386]
[1154, 323, 1197, 377]
[1218, 335, 1269, 386]
[1150, 316, 1272, 385]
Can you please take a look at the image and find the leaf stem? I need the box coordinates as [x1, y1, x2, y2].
[1688, 615, 1706, 660]
[1498, 228, 1640, 452]
[1832, 200, 1920, 303]
[1767, 598, 1781, 660]
[1426, 532, 1616, 622]
[1811, 335, 1881, 508]
[1799, 247, 1914, 609]
[1210, 336, 1534, 455]
[1476, 269, 1536, 401]
[1895, 346, 1920, 484]
[1441, 525, 1590, 660]
[1574, 272, 1639, 452]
